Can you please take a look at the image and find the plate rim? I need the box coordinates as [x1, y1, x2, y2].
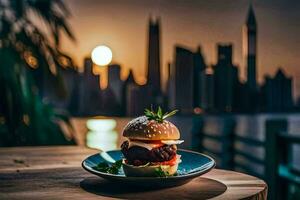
[82, 149, 216, 180]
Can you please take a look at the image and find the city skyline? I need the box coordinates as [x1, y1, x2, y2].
[46, 4, 294, 116]
[59, 0, 300, 98]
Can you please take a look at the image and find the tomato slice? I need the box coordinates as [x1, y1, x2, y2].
[152, 155, 178, 166]
[151, 143, 164, 148]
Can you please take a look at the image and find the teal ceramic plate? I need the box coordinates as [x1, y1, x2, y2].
[82, 149, 215, 188]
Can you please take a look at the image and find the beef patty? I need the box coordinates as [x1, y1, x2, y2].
[121, 140, 177, 166]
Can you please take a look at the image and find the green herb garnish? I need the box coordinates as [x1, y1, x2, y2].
[92, 160, 122, 174]
[154, 166, 170, 177]
[144, 106, 178, 123]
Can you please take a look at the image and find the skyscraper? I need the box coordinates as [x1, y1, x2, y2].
[170, 46, 194, 114]
[127, 85, 152, 117]
[78, 58, 102, 115]
[193, 46, 206, 108]
[168, 62, 176, 110]
[107, 64, 123, 105]
[213, 44, 239, 112]
[57, 65, 79, 113]
[200, 67, 214, 112]
[261, 69, 294, 112]
[243, 5, 257, 91]
[122, 69, 137, 115]
[147, 17, 161, 93]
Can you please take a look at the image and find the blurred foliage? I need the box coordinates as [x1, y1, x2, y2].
[289, 184, 300, 200]
[0, 0, 76, 146]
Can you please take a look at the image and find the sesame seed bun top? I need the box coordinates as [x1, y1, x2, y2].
[122, 116, 180, 140]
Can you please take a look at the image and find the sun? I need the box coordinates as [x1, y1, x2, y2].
[91, 45, 113, 66]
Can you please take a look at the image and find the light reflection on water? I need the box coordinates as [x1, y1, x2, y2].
[86, 118, 119, 151]
[86, 119, 117, 132]
[86, 131, 118, 151]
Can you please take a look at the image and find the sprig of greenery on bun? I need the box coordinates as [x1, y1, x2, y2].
[144, 106, 178, 123]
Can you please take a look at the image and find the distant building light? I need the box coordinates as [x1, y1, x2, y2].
[205, 67, 214, 75]
[194, 107, 203, 114]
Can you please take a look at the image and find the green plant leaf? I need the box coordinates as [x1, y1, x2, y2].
[162, 110, 179, 119]
[92, 160, 123, 174]
[157, 106, 162, 118]
[154, 166, 170, 177]
[144, 107, 178, 123]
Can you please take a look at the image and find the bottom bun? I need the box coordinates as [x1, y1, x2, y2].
[122, 160, 178, 177]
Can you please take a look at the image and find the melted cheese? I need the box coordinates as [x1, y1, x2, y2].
[128, 140, 162, 150]
[161, 140, 184, 145]
[128, 140, 184, 150]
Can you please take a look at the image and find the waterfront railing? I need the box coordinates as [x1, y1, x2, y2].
[192, 116, 300, 200]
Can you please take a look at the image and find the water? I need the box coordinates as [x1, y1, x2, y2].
[77, 114, 300, 173]
[235, 114, 300, 171]
[170, 114, 300, 172]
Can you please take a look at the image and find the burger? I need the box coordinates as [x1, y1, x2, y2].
[121, 107, 183, 177]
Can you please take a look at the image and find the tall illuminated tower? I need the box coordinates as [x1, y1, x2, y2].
[243, 5, 257, 91]
[147, 17, 161, 93]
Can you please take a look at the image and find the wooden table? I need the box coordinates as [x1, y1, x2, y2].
[0, 146, 267, 200]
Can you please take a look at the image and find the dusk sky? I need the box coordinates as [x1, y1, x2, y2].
[59, 0, 300, 98]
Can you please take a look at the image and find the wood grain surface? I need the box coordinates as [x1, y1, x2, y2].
[0, 146, 267, 200]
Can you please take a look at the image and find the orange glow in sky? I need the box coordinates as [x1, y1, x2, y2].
[60, 0, 300, 97]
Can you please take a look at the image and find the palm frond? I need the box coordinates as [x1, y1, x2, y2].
[0, 0, 76, 146]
